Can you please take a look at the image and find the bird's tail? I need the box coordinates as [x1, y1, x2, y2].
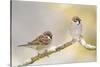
[17, 42, 33, 47]
[17, 44, 29, 47]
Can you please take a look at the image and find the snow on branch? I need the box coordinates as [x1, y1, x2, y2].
[17, 36, 96, 67]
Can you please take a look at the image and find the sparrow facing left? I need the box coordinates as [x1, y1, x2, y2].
[18, 31, 53, 51]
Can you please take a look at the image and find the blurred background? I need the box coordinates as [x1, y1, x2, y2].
[12, 1, 96, 66]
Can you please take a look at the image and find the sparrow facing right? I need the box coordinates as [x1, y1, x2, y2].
[18, 31, 53, 51]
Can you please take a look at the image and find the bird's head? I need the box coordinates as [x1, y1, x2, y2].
[72, 16, 81, 25]
[43, 31, 53, 39]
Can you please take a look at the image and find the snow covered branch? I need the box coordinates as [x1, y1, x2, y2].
[17, 36, 96, 67]
[17, 39, 76, 67]
[79, 37, 96, 50]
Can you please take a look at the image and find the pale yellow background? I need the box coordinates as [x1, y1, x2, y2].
[12, 1, 96, 66]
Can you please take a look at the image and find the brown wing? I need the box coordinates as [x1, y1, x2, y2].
[31, 35, 43, 45]
[31, 34, 51, 45]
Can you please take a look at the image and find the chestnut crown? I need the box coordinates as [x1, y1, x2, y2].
[43, 31, 53, 39]
[72, 16, 81, 22]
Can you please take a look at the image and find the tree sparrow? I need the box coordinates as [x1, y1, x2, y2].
[71, 16, 82, 41]
[70, 16, 96, 49]
[18, 31, 53, 51]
